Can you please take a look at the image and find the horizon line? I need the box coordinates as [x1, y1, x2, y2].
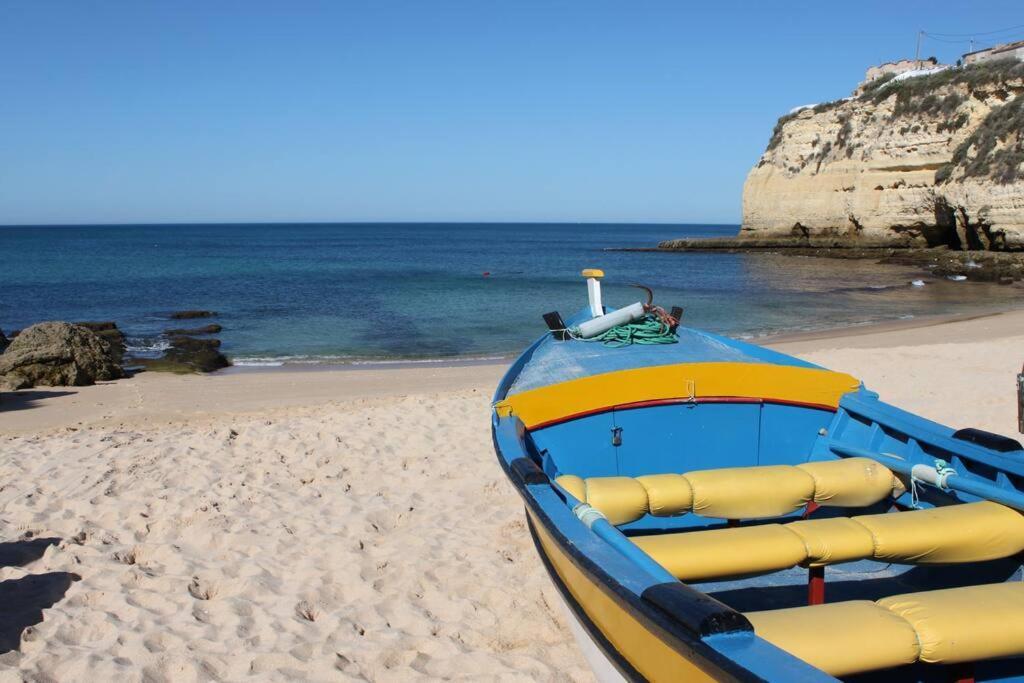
[0, 220, 742, 228]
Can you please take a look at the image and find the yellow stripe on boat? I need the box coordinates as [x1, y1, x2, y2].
[495, 362, 860, 429]
[529, 510, 717, 682]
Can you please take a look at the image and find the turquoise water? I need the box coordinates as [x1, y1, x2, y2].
[1, 223, 1020, 365]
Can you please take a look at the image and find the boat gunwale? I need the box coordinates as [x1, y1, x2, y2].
[528, 395, 837, 431]
[490, 413, 830, 682]
[492, 437, 764, 682]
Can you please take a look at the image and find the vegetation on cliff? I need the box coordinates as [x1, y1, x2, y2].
[862, 60, 1024, 107]
[765, 59, 1024, 182]
[937, 95, 1024, 185]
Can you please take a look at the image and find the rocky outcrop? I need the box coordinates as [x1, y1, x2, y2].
[75, 321, 126, 364]
[0, 322, 125, 391]
[136, 336, 230, 374]
[741, 60, 1024, 249]
[132, 311, 230, 374]
[0, 329, 7, 354]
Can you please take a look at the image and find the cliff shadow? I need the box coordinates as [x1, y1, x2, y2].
[0, 390, 77, 413]
[0, 570, 80, 653]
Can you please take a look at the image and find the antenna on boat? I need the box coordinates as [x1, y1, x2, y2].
[582, 268, 605, 318]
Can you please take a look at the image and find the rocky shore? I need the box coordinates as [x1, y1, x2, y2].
[0, 311, 231, 392]
[648, 238, 1024, 283]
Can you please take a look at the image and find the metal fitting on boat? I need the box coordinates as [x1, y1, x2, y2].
[573, 503, 608, 529]
[911, 462, 957, 490]
[1017, 365, 1023, 434]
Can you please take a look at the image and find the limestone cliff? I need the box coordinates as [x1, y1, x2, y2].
[743, 61, 1024, 249]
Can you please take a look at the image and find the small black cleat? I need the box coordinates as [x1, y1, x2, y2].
[669, 307, 684, 333]
[543, 311, 570, 341]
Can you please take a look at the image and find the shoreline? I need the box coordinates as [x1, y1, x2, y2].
[4, 307, 1023, 436]
[212, 306, 1021, 373]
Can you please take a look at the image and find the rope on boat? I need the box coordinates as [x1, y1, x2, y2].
[909, 458, 958, 508]
[567, 312, 679, 348]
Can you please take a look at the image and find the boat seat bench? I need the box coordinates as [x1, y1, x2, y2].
[747, 582, 1024, 677]
[630, 501, 1024, 582]
[555, 457, 905, 525]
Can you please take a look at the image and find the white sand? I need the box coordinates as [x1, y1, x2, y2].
[1, 309, 1022, 680]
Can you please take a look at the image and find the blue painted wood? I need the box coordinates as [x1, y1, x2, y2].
[758, 403, 833, 465]
[612, 403, 761, 476]
[506, 306, 824, 397]
[531, 413, 618, 478]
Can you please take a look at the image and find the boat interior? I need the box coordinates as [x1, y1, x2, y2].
[495, 326, 1024, 681]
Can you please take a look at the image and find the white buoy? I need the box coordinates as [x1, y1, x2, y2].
[582, 268, 604, 318]
[576, 301, 646, 339]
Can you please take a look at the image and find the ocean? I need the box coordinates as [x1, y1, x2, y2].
[1, 223, 1020, 366]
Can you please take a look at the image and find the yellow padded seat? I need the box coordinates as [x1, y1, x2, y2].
[555, 474, 587, 503]
[878, 582, 1024, 664]
[580, 476, 649, 526]
[555, 459, 901, 526]
[685, 465, 815, 520]
[634, 474, 692, 516]
[854, 501, 1024, 564]
[747, 601, 920, 677]
[631, 525, 808, 582]
[629, 502, 1024, 582]
[797, 457, 904, 506]
[786, 517, 876, 566]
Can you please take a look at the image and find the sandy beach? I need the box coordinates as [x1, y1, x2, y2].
[1, 309, 1022, 681]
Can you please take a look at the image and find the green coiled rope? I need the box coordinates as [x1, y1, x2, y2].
[570, 314, 678, 348]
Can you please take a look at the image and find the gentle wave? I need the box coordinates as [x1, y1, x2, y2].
[125, 336, 171, 357]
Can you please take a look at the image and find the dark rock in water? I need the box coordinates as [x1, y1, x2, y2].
[164, 323, 223, 336]
[0, 328, 7, 353]
[0, 322, 125, 391]
[137, 335, 229, 374]
[75, 321, 126, 363]
[169, 310, 217, 320]
[169, 336, 222, 351]
[74, 321, 119, 332]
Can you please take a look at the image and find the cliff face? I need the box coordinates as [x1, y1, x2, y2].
[743, 61, 1024, 249]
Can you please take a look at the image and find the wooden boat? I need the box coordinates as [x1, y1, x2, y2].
[491, 273, 1024, 682]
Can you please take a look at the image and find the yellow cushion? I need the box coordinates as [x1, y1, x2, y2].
[555, 474, 587, 503]
[685, 465, 815, 519]
[796, 457, 897, 507]
[581, 476, 650, 525]
[786, 517, 876, 566]
[632, 525, 807, 581]
[854, 501, 1024, 564]
[878, 582, 1024, 664]
[747, 601, 920, 676]
[634, 474, 692, 517]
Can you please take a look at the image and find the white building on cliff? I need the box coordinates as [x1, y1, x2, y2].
[963, 40, 1024, 66]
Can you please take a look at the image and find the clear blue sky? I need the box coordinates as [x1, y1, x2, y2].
[1, 1, 1020, 225]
